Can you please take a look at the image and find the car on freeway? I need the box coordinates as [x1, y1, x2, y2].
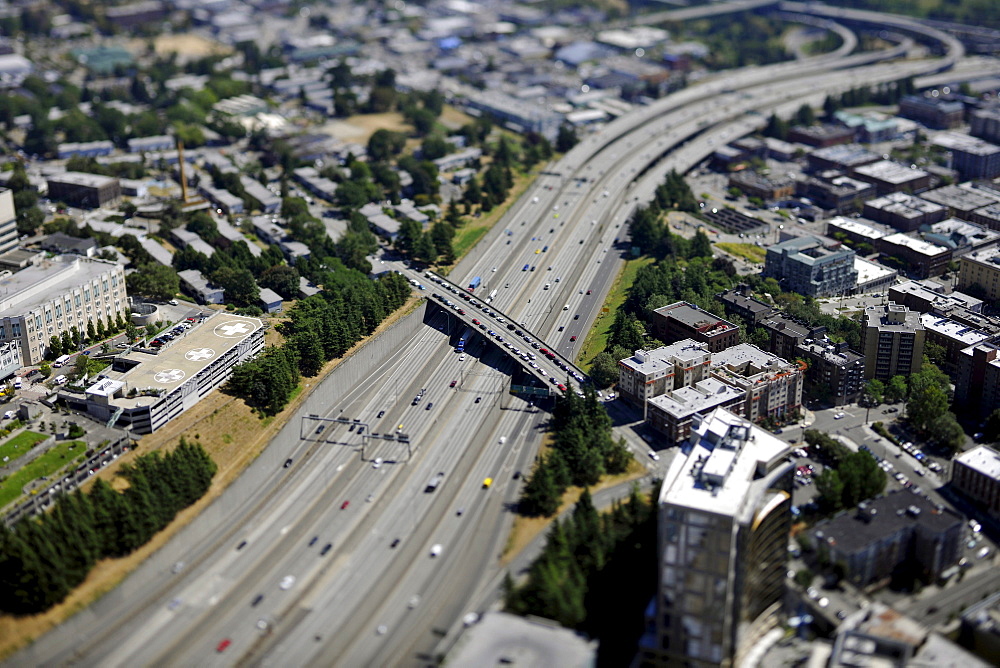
[280, 575, 296, 590]
[449, 379, 457, 388]
[573, 314, 580, 320]
[377, 410, 385, 418]
[430, 544, 442, 557]
[373, 458, 383, 469]
[475, 396, 482, 403]
[252, 594, 264, 607]
[522, 264, 529, 271]
[216, 639, 232, 653]
[425, 402, 434, 410]
[340, 500, 350, 510]
[320, 543, 332, 556]
[586, 289, 592, 295]
[570, 335, 577, 342]
[648, 450, 660, 461]
[390, 538, 400, 548]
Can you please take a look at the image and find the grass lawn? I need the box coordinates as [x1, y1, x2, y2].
[0, 439, 87, 510]
[715, 242, 766, 264]
[577, 255, 655, 368]
[0, 430, 48, 468]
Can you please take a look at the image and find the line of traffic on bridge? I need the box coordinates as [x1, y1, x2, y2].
[423, 270, 586, 395]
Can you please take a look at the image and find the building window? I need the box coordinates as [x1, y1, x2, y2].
[75, 295, 81, 307]
[12, 323, 20, 337]
[85, 289, 90, 302]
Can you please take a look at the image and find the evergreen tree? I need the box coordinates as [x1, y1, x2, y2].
[519, 455, 561, 517]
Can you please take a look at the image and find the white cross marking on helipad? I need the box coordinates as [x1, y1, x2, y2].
[154, 369, 186, 383]
[219, 322, 250, 336]
[185, 348, 215, 361]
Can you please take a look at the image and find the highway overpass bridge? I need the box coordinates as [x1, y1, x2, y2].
[422, 270, 588, 397]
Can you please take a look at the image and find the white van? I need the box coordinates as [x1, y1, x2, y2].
[54, 374, 68, 385]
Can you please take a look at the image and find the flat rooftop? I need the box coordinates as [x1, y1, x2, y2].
[447, 612, 596, 668]
[813, 491, 962, 556]
[648, 378, 744, 418]
[855, 256, 897, 285]
[920, 313, 990, 346]
[880, 233, 948, 257]
[854, 160, 930, 185]
[107, 313, 263, 398]
[827, 216, 886, 240]
[657, 302, 736, 332]
[659, 407, 789, 517]
[955, 445, 1000, 480]
[621, 339, 710, 375]
[0, 255, 119, 317]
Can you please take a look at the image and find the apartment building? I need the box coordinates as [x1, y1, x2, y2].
[617, 340, 711, 407]
[650, 302, 740, 353]
[710, 344, 804, 423]
[860, 303, 925, 381]
[637, 407, 792, 668]
[952, 446, 1000, 522]
[762, 235, 857, 298]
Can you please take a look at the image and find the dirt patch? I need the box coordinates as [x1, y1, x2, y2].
[0, 297, 423, 661]
[319, 113, 412, 144]
[146, 34, 232, 60]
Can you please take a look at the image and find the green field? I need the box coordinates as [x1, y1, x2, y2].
[0, 430, 47, 467]
[578, 255, 655, 368]
[0, 439, 87, 510]
[715, 242, 766, 264]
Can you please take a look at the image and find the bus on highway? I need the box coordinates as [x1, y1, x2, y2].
[456, 327, 471, 353]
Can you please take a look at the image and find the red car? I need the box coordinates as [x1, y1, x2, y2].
[341, 500, 350, 510]
[450, 380, 457, 388]
[217, 639, 232, 653]
[570, 336, 577, 342]
[586, 290, 592, 295]
[472, 318, 480, 325]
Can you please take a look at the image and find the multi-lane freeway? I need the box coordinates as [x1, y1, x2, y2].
[13, 5, 979, 667]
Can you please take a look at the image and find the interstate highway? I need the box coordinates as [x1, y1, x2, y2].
[15, 9, 970, 666]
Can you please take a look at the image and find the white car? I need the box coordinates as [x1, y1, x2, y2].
[834, 412, 845, 419]
[372, 458, 383, 469]
[647, 450, 660, 461]
[279, 575, 296, 590]
[430, 544, 442, 557]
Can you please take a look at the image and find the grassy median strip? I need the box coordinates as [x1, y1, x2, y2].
[0, 438, 86, 509]
[578, 255, 654, 368]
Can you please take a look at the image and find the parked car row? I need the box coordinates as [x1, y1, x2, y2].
[149, 317, 198, 348]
